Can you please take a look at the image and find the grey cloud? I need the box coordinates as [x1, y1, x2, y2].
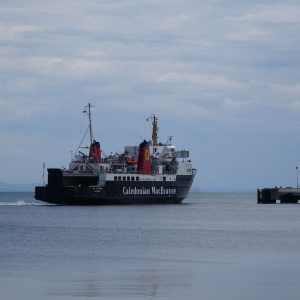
[1, 0, 300, 188]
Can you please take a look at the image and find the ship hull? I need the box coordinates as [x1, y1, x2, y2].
[35, 175, 194, 205]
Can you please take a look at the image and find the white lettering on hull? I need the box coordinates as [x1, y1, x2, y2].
[122, 186, 176, 195]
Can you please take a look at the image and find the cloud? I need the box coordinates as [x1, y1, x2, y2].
[225, 4, 300, 44]
[0, 0, 300, 187]
[152, 72, 244, 89]
[228, 4, 300, 24]
[276, 83, 300, 96]
[0, 99, 52, 121]
[25, 56, 116, 79]
[223, 98, 254, 109]
[225, 27, 271, 42]
[0, 24, 44, 40]
[99, 96, 210, 120]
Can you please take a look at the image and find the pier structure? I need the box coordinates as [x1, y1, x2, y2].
[257, 187, 300, 204]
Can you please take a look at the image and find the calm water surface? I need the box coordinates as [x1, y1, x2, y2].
[1, 192, 300, 299]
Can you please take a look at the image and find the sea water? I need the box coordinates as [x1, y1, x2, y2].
[1, 192, 300, 300]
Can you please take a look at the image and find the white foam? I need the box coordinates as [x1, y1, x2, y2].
[0, 200, 53, 206]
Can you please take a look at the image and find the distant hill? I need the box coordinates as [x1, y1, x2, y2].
[0, 182, 35, 192]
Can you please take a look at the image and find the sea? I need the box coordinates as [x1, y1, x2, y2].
[1, 192, 300, 300]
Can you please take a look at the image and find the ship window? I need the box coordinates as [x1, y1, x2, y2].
[114, 176, 117, 181]
[123, 176, 126, 181]
[136, 177, 139, 181]
[118, 176, 121, 181]
[163, 177, 166, 181]
[127, 176, 130, 181]
[131, 177, 135, 181]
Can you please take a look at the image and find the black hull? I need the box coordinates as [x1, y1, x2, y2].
[35, 175, 194, 205]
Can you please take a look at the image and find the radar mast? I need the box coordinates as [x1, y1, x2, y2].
[83, 103, 94, 145]
[147, 114, 158, 146]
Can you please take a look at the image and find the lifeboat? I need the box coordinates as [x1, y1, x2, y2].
[126, 158, 138, 165]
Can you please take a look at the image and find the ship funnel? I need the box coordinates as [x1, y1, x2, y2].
[137, 140, 151, 175]
[89, 140, 101, 162]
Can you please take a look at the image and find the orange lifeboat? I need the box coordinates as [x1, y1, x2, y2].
[126, 158, 138, 165]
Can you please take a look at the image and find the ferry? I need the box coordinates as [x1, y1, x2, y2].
[35, 104, 197, 205]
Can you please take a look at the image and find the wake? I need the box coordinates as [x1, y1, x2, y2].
[0, 200, 54, 206]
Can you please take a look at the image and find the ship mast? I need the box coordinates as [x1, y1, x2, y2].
[83, 103, 94, 145]
[147, 114, 158, 146]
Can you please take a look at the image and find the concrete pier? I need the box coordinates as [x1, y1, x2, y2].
[257, 188, 300, 204]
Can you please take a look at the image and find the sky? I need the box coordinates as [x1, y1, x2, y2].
[1, 0, 300, 191]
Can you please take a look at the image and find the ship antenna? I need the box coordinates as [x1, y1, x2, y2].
[146, 114, 158, 146]
[152, 114, 158, 146]
[166, 136, 173, 145]
[83, 103, 94, 145]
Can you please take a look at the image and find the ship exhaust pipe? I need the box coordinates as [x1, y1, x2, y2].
[90, 140, 101, 162]
[137, 140, 151, 175]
